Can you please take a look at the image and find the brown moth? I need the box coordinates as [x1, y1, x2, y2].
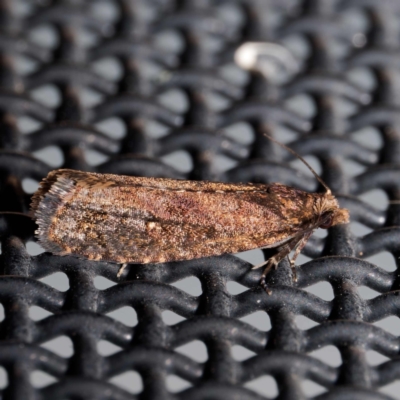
[31, 142, 349, 293]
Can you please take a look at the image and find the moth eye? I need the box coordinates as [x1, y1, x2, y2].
[320, 212, 333, 229]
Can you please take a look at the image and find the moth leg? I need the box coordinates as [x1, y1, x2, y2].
[252, 241, 294, 270]
[289, 232, 313, 282]
[286, 255, 293, 280]
[259, 241, 297, 295]
[291, 262, 297, 282]
[117, 263, 128, 279]
[260, 258, 277, 295]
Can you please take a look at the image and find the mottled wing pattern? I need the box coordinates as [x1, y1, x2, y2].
[32, 170, 308, 263]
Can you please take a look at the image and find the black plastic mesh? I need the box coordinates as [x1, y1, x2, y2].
[0, 0, 399, 399]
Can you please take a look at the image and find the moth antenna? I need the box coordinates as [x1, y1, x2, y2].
[263, 133, 332, 195]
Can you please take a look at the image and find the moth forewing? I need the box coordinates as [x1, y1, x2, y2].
[31, 168, 349, 294]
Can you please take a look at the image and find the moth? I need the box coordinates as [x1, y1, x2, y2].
[31, 140, 349, 293]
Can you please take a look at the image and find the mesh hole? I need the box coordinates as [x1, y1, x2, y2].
[84, 148, 109, 166]
[290, 154, 321, 176]
[29, 25, 58, 49]
[161, 150, 192, 173]
[244, 375, 278, 397]
[351, 126, 382, 150]
[30, 84, 60, 108]
[30, 370, 57, 388]
[26, 241, 45, 256]
[166, 375, 192, 393]
[157, 88, 188, 113]
[302, 379, 327, 397]
[336, 97, 359, 118]
[303, 282, 334, 301]
[235, 249, 264, 266]
[342, 159, 367, 177]
[109, 371, 143, 394]
[162, 310, 186, 326]
[91, 1, 119, 23]
[15, 54, 39, 75]
[18, 116, 42, 135]
[216, 2, 243, 28]
[79, 87, 103, 108]
[240, 311, 271, 332]
[366, 350, 390, 366]
[32, 145, 64, 167]
[309, 345, 342, 367]
[0, 304, 4, 322]
[76, 28, 98, 48]
[206, 91, 231, 112]
[91, 58, 122, 81]
[97, 340, 122, 356]
[358, 189, 388, 211]
[347, 67, 377, 92]
[214, 153, 238, 173]
[350, 221, 373, 237]
[106, 307, 138, 327]
[175, 340, 208, 363]
[358, 286, 380, 300]
[0, 366, 7, 389]
[226, 281, 248, 295]
[39, 272, 69, 292]
[29, 306, 53, 321]
[284, 93, 315, 118]
[219, 63, 249, 86]
[154, 30, 184, 54]
[231, 345, 256, 361]
[380, 380, 400, 398]
[295, 315, 319, 330]
[40, 336, 74, 358]
[297, 253, 312, 265]
[94, 276, 117, 290]
[223, 121, 254, 144]
[13, 1, 32, 18]
[171, 277, 202, 296]
[372, 316, 400, 336]
[22, 178, 39, 194]
[146, 120, 170, 138]
[95, 117, 126, 139]
[313, 227, 328, 238]
[365, 252, 396, 272]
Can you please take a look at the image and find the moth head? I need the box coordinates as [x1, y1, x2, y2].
[261, 134, 350, 230]
[317, 193, 349, 229]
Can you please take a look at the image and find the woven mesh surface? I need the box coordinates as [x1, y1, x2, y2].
[0, 0, 399, 399]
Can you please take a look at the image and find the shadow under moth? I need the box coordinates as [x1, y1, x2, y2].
[31, 139, 349, 294]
